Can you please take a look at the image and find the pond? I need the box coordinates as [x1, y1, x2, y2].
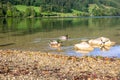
[0, 16, 120, 58]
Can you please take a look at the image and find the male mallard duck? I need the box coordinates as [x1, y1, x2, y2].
[99, 37, 110, 42]
[88, 37, 116, 48]
[100, 37, 116, 47]
[103, 40, 116, 47]
[74, 41, 94, 52]
[49, 40, 62, 48]
[58, 35, 69, 41]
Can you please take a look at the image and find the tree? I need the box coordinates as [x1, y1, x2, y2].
[7, 1, 12, 9]
[6, 2, 13, 17]
[12, 7, 21, 17]
[6, 9, 12, 17]
[39, 6, 42, 13]
[24, 7, 31, 17]
[0, 2, 4, 17]
[30, 7, 36, 17]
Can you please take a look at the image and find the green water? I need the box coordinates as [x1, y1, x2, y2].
[0, 16, 120, 53]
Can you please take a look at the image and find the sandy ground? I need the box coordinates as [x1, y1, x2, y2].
[0, 49, 120, 80]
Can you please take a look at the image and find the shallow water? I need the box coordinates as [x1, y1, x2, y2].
[0, 16, 120, 57]
[64, 45, 120, 58]
[47, 38, 120, 58]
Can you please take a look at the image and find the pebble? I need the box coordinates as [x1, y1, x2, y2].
[0, 50, 120, 80]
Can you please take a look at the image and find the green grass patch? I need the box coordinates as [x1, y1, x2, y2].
[14, 5, 40, 12]
[14, 5, 89, 17]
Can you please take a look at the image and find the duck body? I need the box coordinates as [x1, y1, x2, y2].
[104, 40, 116, 47]
[74, 42, 94, 52]
[88, 37, 116, 48]
[58, 35, 68, 41]
[99, 37, 109, 42]
[97, 37, 116, 47]
[49, 40, 61, 48]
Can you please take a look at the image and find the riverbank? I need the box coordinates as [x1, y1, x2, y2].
[0, 49, 120, 80]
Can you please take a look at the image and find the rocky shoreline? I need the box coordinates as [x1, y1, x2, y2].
[0, 49, 120, 80]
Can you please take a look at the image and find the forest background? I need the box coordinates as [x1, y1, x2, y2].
[0, 0, 120, 17]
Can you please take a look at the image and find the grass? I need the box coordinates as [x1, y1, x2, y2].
[14, 5, 90, 17]
[15, 5, 40, 12]
[14, 5, 84, 17]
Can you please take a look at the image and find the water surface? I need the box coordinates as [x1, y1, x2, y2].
[0, 16, 120, 57]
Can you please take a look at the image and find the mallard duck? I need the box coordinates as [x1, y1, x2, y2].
[74, 42, 94, 52]
[49, 40, 61, 48]
[98, 37, 110, 42]
[88, 37, 116, 48]
[58, 35, 69, 41]
[99, 37, 116, 46]
[103, 41, 115, 47]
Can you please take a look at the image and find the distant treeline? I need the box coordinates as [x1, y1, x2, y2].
[0, 2, 41, 17]
[0, 0, 120, 17]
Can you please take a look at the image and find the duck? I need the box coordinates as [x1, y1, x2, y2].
[96, 37, 109, 42]
[88, 37, 116, 48]
[58, 35, 69, 41]
[74, 41, 94, 52]
[49, 40, 62, 48]
[102, 40, 116, 47]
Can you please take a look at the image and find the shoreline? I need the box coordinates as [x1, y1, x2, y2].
[0, 15, 120, 19]
[0, 49, 120, 80]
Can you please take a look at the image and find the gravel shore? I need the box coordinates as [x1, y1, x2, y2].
[0, 49, 120, 80]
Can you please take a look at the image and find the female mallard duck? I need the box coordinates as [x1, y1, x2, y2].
[58, 35, 69, 41]
[49, 40, 62, 48]
[74, 41, 94, 52]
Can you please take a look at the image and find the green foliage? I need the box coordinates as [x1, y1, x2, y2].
[30, 7, 36, 17]
[0, 2, 4, 17]
[6, 9, 12, 17]
[0, 0, 120, 17]
[6, 2, 12, 10]
[0, 2, 2, 8]
[0, 2, 23, 17]
[24, 7, 37, 18]
[39, 6, 42, 13]
[0, 9, 4, 17]
[24, 7, 31, 17]
[15, 5, 28, 12]
[12, 7, 22, 17]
